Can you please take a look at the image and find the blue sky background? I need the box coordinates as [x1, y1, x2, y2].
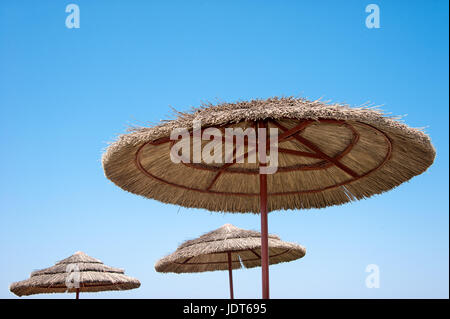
[0, 0, 448, 299]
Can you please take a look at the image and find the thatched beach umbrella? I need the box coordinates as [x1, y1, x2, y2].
[10, 251, 140, 299]
[155, 224, 306, 298]
[102, 97, 435, 298]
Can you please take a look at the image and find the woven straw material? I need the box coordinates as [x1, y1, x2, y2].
[155, 224, 306, 273]
[102, 97, 435, 213]
[10, 252, 140, 297]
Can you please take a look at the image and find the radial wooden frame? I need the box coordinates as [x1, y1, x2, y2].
[134, 118, 393, 197]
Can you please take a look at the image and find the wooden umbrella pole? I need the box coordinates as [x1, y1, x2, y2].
[76, 288, 80, 299]
[227, 252, 234, 299]
[258, 120, 269, 299]
[260, 172, 269, 299]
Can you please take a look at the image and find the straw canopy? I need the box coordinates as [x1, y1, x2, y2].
[155, 224, 306, 273]
[102, 97, 435, 213]
[10, 251, 140, 297]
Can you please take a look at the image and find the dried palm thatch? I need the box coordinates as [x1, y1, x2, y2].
[156, 224, 305, 298]
[155, 224, 306, 273]
[10, 251, 140, 297]
[102, 96, 435, 213]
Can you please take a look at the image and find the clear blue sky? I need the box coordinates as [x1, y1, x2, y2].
[0, 0, 448, 298]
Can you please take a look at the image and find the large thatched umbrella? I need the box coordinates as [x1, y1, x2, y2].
[102, 97, 435, 298]
[155, 223, 306, 298]
[10, 251, 140, 298]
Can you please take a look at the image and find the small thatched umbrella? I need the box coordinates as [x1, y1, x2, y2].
[10, 251, 140, 299]
[155, 224, 306, 298]
[102, 97, 435, 298]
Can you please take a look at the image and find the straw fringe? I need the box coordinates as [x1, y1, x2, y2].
[102, 97, 435, 213]
[155, 224, 306, 273]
